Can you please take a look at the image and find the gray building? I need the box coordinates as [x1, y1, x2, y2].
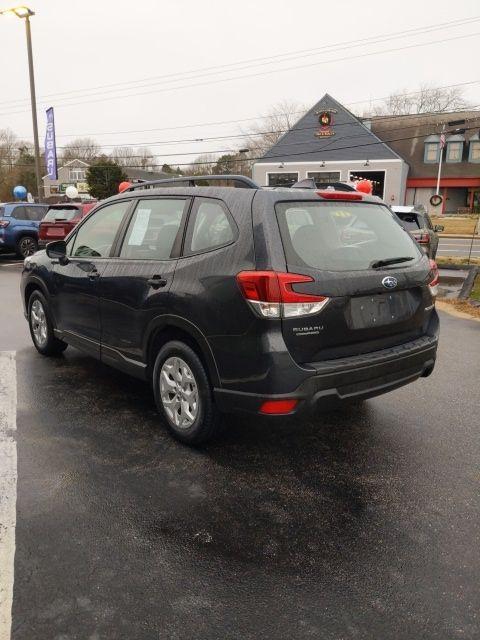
[42, 159, 92, 200]
[252, 94, 408, 205]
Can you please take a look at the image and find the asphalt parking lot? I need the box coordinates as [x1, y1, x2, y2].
[1, 257, 479, 639]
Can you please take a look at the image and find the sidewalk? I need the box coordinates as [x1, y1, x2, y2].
[439, 233, 479, 239]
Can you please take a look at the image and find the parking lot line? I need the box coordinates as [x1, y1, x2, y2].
[0, 352, 16, 640]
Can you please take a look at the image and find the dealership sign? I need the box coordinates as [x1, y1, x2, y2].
[315, 109, 337, 137]
[45, 107, 58, 180]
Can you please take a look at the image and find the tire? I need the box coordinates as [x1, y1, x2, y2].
[152, 340, 220, 446]
[16, 235, 37, 259]
[28, 290, 68, 356]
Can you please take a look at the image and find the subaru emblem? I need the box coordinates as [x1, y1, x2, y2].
[382, 276, 398, 289]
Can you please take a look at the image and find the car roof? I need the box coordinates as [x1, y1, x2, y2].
[100, 185, 384, 208]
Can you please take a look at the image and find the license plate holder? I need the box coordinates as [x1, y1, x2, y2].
[346, 291, 417, 329]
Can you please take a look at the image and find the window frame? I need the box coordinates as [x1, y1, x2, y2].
[181, 196, 238, 258]
[266, 172, 299, 187]
[469, 139, 480, 163]
[424, 142, 440, 163]
[67, 199, 134, 260]
[116, 196, 192, 262]
[446, 141, 463, 163]
[306, 171, 342, 185]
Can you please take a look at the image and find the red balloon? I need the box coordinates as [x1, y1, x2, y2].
[356, 180, 373, 194]
[118, 181, 132, 193]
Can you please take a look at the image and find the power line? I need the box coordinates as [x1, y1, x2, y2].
[3, 111, 480, 162]
[1, 31, 479, 118]
[12, 80, 480, 140]
[6, 125, 480, 169]
[2, 15, 479, 110]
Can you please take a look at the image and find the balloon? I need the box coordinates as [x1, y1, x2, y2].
[118, 181, 132, 193]
[356, 180, 373, 195]
[13, 185, 27, 200]
[65, 185, 79, 199]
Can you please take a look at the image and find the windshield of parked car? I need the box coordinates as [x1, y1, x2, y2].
[395, 212, 423, 231]
[276, 201, 421, 271]
[43, 207, 80, 223]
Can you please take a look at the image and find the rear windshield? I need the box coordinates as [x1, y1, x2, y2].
[276, 201, 421, 272]
[43, 207, 79, 222]
[395, 212, 422, 231]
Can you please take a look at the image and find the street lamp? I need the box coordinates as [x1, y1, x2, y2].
[0, 6, 43, 201]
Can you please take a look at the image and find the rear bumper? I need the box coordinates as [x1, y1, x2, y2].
[214, 334, 438, 415]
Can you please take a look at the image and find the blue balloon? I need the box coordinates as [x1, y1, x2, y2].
[13, 185, 27, 200]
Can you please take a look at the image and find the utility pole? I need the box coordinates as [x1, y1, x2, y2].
[24, 13, 43, 202]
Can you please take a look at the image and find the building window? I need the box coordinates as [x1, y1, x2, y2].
[267, 172, 298, 187]
[446, 141, 463, 163]
[307, 171, 341, 186]
[424, 143, 440, 163]
[469, 140, 480, 162]
[69, 168, 86, 181]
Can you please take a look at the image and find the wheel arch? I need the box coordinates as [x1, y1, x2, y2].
[145, 315, 220, 388]
[24, 277, 50, 313]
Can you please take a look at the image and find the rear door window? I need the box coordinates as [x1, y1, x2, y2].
[25, 206, 48, 221]
[119, 198, 188, 260]
[185, 198, 235, 254]
[10, 206, 27, 220]
[276, 201, 421, 272]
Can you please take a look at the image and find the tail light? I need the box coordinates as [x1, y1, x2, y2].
[317, 191, 363, 200]
[236, 271, 329, 318]
[0, 220, 10, 228]
[428, 259, 439, 298]
[414, 232, 430, 244]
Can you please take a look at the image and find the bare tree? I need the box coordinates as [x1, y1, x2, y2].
[241, 100, 307, 158]
[367, 84, 472, 116]
[111, 146, 137, 167]
[61, 137, 100, 162]
[183, 153, 218, 175]
[0, 128, 20, 170]
[136, 146, 154, 170]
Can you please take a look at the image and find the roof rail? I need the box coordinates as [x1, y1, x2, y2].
[124, 174, 260, 191]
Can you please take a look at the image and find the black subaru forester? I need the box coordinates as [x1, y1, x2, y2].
[21, 176, 439, 445]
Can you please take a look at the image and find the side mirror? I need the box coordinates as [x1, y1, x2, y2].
[434, 225, 444, 232]
[46, 240, 69, 265]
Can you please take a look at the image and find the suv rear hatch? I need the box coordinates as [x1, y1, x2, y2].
[275, 196, 435, 365]
[39, 205, 81, 242]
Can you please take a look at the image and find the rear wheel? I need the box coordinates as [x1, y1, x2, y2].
[16, 235, 37, 259]
[153, 340, 220, 445]
[28, 291, 67, 356]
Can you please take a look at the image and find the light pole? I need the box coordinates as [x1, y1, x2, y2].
[0, 6, 43, 201]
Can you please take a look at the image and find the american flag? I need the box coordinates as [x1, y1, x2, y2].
[440, 132, 446, 148]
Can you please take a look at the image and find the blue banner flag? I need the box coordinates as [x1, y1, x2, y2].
[45, 107, 58, 180]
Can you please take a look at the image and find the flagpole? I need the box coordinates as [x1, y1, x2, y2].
[436, 124, 446, 197]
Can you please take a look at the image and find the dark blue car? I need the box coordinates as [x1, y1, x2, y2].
[0, 202, 48, 258]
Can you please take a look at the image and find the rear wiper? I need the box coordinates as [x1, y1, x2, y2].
[370, 256, 414, 269]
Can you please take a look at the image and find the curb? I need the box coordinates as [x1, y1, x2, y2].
[439, 234, 479, 239]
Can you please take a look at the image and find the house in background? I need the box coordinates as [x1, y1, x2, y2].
[42, 159, 92, 201]
[43, 160, 174, 202]
[252, 94, 409, 205]
[368, 110, 480, 214]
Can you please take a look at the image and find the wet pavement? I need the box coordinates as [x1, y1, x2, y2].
[1, 259, 480, 639]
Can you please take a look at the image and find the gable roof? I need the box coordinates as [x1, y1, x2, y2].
[255, 94, 400, 164]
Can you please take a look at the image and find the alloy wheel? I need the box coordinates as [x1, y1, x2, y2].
[160, 356, 199, 429]
[30, 299, 48, 347]
[20, 237, 36, 258]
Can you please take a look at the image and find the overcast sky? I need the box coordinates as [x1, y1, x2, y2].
[1, 0, 479, 166]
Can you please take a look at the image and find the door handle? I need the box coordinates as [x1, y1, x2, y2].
[147, 275, 167, 289]
[88, 268, 100, 280]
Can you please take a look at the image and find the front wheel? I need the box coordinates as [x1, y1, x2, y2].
[153, 341, 220, 445]
[16, 236, 37, 259]
[28, 291, 68, 356]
